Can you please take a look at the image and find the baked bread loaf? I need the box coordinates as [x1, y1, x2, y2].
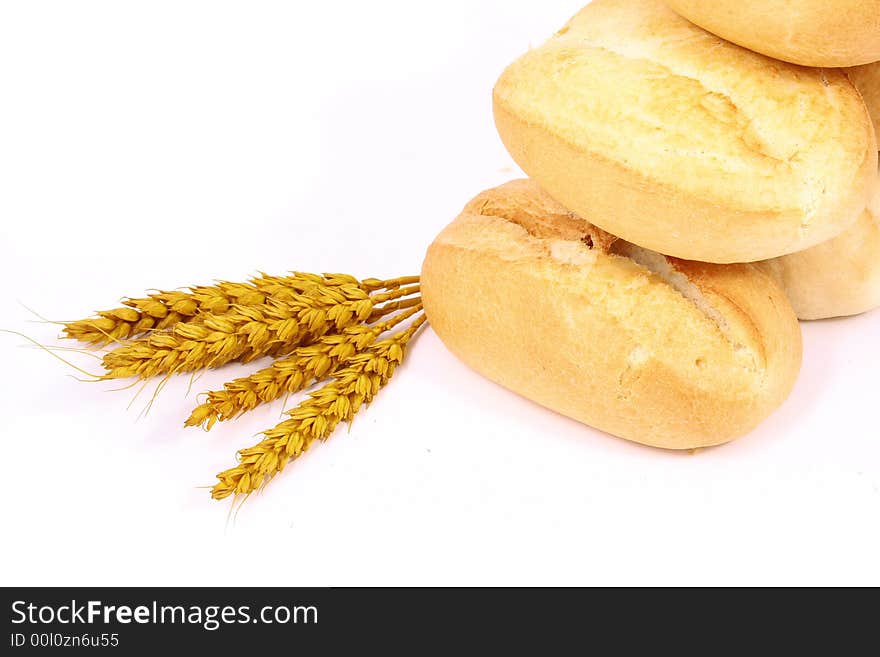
[847, 63, 880, 147]
[421, 180, 802, 450]
[758, 207, 880, 320]
[493, 0, 877, 264]
[665, 0, 880, 67]
[757, 175, 880, 320]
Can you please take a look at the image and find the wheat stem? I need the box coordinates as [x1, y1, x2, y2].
[362, 275, 421, 291]
[369, 284, 420, 303]
[367, 295, 423, 321]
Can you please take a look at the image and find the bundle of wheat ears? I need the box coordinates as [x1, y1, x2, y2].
[61, 272, 425, 500]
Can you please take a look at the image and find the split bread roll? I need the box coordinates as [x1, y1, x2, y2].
[847, 63, 880, 147]
[421, 180, 802, 450]
[493, 0, 877, 264]
[757, 178, 880, 320]
[665, 0, 880, 67]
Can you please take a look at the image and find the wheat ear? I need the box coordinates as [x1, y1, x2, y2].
[63, 273, 417, 345]
[101, 284, 420, 379]
[211, 313, 426, 500]
[186, 302, 423, 429]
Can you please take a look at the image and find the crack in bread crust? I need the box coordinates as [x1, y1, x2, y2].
[474, 186, 754, 364]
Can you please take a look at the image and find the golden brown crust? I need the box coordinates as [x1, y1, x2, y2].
[421, 180, 802, 449]
[493, 0, 877, 263]
[666, 0, 880, 67]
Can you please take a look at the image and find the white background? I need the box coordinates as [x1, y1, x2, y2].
[1, 0, 878, 586]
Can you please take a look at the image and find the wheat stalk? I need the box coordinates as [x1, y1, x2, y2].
[101, 284, 420, 379]
[186, 302, 423, 429]
[211, 313, 426, 500]
[63, 273, 418, 345]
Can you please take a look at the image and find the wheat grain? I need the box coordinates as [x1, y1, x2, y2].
[186, 302, 423, 429]
[63, 273, 418, 345]
[101, 284, 420, 379]
[211, 313, 426, 500]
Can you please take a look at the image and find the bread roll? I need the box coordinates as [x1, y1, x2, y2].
[847, 63, 880, 147]
[421, 180, 802, 450]
[493, 0, 877, 264]
[757, 207, 880, 320]
[665, 0, 880, 67]
[757, 176, 880, 319]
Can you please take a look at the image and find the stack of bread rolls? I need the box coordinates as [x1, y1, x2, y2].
[421, 0, 879, 449]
